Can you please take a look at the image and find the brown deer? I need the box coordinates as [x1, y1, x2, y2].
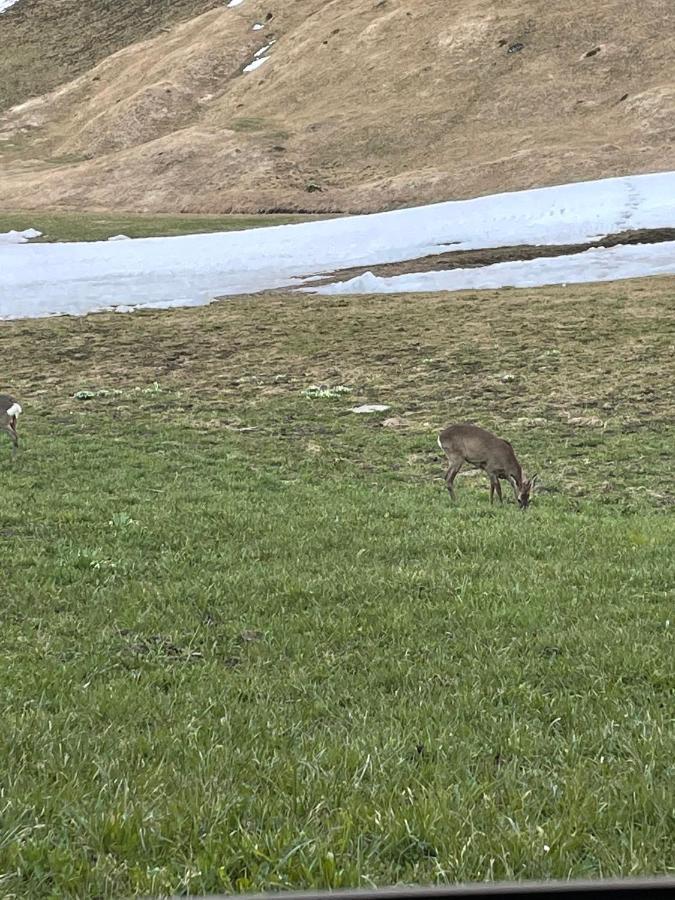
[1, 395, 22, 455]
[438, 423, 537, 508]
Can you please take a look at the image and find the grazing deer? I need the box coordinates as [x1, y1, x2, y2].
[438, 423, 537, 508]
[1, 395, 22, 455]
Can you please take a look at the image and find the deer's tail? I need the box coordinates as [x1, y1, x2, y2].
[6, 403, 22, 419]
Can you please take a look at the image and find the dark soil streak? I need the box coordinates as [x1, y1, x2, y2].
[307, 227, 675, 286]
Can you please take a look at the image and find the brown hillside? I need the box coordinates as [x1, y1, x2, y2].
[0, 0, 222, 113]
[0, 0, 673, 214]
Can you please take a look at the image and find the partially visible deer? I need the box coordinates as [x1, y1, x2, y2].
[438, 423, 537, 509]
[1, 395, 22, 455]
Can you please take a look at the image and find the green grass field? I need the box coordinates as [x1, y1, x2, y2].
[0, 210, 327, 244]
[1, 278, 674, 897]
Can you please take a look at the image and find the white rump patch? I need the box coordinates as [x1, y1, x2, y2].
[6, 403, 22, 417]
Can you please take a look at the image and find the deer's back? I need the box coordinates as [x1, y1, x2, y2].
[439, 423, 515, 468]
[0, 394, 16, 415]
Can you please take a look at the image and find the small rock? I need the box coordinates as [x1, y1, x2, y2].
[351, 404, 391, 414]
[516, 417, 548, 427]
[381, 416, 407, 428]
[568, 416, 605, 428]
[237, 629, 263, 643]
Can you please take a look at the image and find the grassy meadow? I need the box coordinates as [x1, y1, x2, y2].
[0, 211, 327, 244]
[1, 277, 674, 897]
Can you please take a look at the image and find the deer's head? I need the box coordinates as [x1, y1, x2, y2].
[516, 474, 538, 509]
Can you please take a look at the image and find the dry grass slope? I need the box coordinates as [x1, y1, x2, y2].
[0, 0, 222, 112]
[0, 0, 673, 213]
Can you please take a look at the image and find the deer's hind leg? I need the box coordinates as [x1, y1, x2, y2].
[489, 475, 503, 504]
[2, 423, 18, 456]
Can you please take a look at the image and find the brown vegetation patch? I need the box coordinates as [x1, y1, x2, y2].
[0, 1, 673, 213]
[306, 227, 675, 285]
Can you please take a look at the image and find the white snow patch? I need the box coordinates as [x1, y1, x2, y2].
[309, 242, 675, 296]
[227, 0, 244, 6]
[1, 171, 675, 320]
[0, 0, 21, 13]
[0, 228, 42, 244]
[254, 40, 275, 58]
[107, 234, 131, 241]
[243, 56, 269, 72]
[351, 404, 391, 413]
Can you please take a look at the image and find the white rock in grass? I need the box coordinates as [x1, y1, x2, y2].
[568, 416, 605, 428]
[252, 22, 264, 30]
[381, 416, 408, 428]
[351, 404, 390, 413]
[516, 416, 548, 427]
[227, 0, 244, 6]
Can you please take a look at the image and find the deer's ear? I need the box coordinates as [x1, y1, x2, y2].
[530, 473, 539, 489]
[508, 474, 519, 489]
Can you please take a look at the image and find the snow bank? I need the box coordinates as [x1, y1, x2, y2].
[243, 56, 268, 72]
[1, 172, 674, 320]
[308, 241, 675, 295]
[0, 0, 21, 13]
[0, 228, 42, 244]
[254, 40, 275, 58]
